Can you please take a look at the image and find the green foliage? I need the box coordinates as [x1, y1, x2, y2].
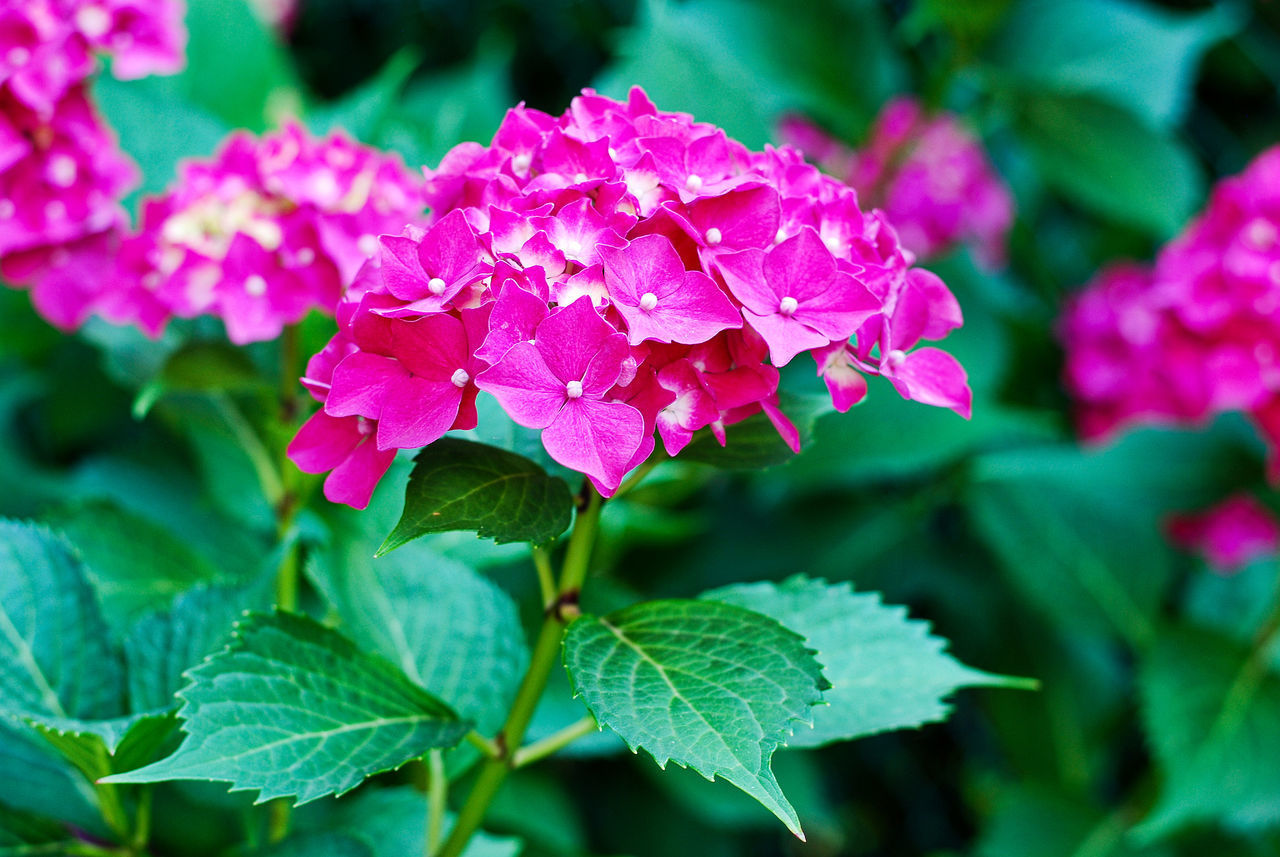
[1137, 626, 1280, 837]
[680, 393, 832, 470]
[133, 342, 272, 419]
[704, 576, 1030, 747]
[381, 438, 574, 553]
[106, 612, 471, 803]
[563, 599, 828, 837]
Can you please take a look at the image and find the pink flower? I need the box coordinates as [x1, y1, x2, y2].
[292, 88, 970, 504]
[1167, 494, 1280, 574]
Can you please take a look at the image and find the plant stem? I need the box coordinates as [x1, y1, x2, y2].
[511, 716, 597, 768]
[425, 751, 447, 857]
[266, 799, 291, 845]
[532, 546, 555, 611]
[130, 785, 153, 853]
[463, 730, 502, 761]
[433, 489, 604, 857]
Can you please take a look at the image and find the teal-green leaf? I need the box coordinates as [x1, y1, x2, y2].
[1012, 92, 1203, 237]
[988, 0, 1237, 128]
[132, 341, 271, 419]
[0, 520, 123, 720]
[680, 393, 833, 470]
[307, 545, 528, 740]
[0, 804, 71, 851]
[379, 438, 574, 553]
[562, 599, 827, 838]
[0, 720, 100, 834]
[1136, 626, 1280, 838]
[26, 712, 179, 782]
[103, 612, 470, 803]
[704, 576, 1029, 746]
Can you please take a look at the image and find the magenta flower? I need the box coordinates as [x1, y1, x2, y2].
[288, 410, 397, 510]
[1167, 494, 1280, 574]
[476, 296, 645, 493]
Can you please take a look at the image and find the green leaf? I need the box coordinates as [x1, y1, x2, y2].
[295, 786, 521, 857]
[124, 579, 273, 713]
[307, 545, 528, 742]
[562, 599, 827, 838]
[680, 393, 833, 470]
[0, 804, 71, 851]
[104, 612, 470, 803]
[0, 720, 101, 834]
[241, 831, 373, 857]
[1136, 626, 1280, 837]
[0, 520, 123, 720]
[133, 342, 270, 419]
[1012, 92, 1203, 237]
[977, 785, 1172, 857]
[26, 712, 179, 782]
[380, 438, 574, 554]
[988, 0, 1237, 128]
[43, 502, 226, 631]
[704, 576, 1029, 747]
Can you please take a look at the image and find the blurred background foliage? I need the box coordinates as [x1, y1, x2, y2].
[5, 0, 1280, 855]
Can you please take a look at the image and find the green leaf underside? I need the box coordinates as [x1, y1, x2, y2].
[380, 438, 573, 553]
[0, 520, 123, 721]
[704, 576, 1027, 746]
[563, 599, 827, 838]
[103, 612, 470, 804]
[1137, 626, 1280, 837]
[308, 546, 528, 738]
[27, 711, 178, 782]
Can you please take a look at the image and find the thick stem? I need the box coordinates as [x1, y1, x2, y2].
[434, 489, 604, 857]
[425, 751, 447, 856]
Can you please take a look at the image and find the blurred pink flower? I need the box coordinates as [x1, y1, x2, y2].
[1167, 494, 1280, 574]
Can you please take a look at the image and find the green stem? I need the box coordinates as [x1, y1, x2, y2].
[130, 785, 153, 853]
[511, 716, 597, 769]
[463, 730, 502, 761]
[612, 455, 663, 500]
[532, 546, 555, 611]
[425, 751, 447, 857]
[434, 489, 604, 857]
[266, 799, 291, 845]
[275, 536, 300, 613]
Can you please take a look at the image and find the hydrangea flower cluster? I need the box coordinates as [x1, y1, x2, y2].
[779, 97, 1014, 269]
[290, 87, 971, 508]
[1061, 146, 1280, 477]
[100, 124, 428, 343]
[0, 0, 185, 324]
[1167, 494, 1280, 574]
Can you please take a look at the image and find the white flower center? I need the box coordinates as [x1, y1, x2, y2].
[6, 48, 30, 68]
[778, 296, 798, 316]
[296, 247, 316, 266]
[511, 153, 532, 174]
[451, 368, 470, 388]
[562, 238, 582, 256]
[705, 227, 723, 246]
[0, 199, 14, 219]
[639, 292, 658, 311]
[566, 380, 584, 399]
[1245, 218, 1278, 252]
[428, 277, 447, 295]
[685, 173, 703, 191]
[774, 228, 787, 245]
[245, 275, 268, 297]
[48, 154, 77, 188]
[357, 233, 378, 257]
[573, 172, 588, 184]
[885, 349, 907, 369]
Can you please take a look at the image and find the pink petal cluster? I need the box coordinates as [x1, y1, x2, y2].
[291, 88, 971, 508]
[0, 0, 185, 325]
[778, 97, 1014, 269]
[101, 123, 429, 342]
[1061, 146, 1280, 478]
[1167, 494, 1280, 574]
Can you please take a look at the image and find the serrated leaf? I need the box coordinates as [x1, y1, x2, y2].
[563, 599, 827, 838]
[705, 576, 1029, 746]
[1136, 626, 1280, 837]
[296, 786, 521, 857]
[124, 579, 274, 713]
[988, 0, 1236, 128]
[680, 393, 833, 470]
[133, 341, 270, 419]
[0, 520, 123, 720]
[1013, 92, 1203, 237]
[27, 712, 179, 782]
[43, 502, 226, 631]
[307, 545, 528, 741]
[104, 612, 470, 803]
[380, 438, 573, 554]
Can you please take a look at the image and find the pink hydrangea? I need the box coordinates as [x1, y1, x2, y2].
[109, 124, 428, 342]
[291, 87, 971, 508]
[1061, 146, 1280, 478]
[778, 98, 1014, 269]
[1167, 494, 1280, 574]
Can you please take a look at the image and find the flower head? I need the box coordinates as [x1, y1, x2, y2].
[1167, 494, 1280, 574]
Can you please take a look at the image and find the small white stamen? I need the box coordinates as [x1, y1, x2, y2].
[0, 199, 13, 219]
[511, 153, 532, 174]
[565, 380, 584, 399]
[76, 5, 113, 38]
[573, 172, 588, 184]
[562, 238, 582, 257]
[822, 233, 841, 253]
[428, 277, 447, 295]
[450, 368, 470, 388]
[639, 292, 658, 312]
[885, 349, 907, 369]
[357, 234, 378, 257]
[48, 154, 77, 188]
[142, 272, 162, 291]
[1245, 218, 1278, 251]
[6, 48, 30, 68]
[685, 174, 703, 191]
[774, 228, 787, 245]
[705, 227, 722, 246]
[296, 247, 316, 266]
[778, 296, 798, 316]
[245, 275, 268, 297]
